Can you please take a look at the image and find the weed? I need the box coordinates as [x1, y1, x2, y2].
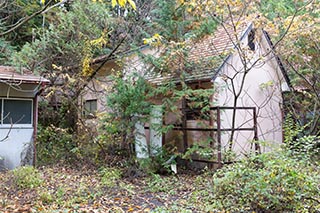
[211, 150, 320, 212]
[38, 190, 54, 204]
[147, 174, 177, 194]
[99, 167, 122, 187]
[12, 166, 43, 189]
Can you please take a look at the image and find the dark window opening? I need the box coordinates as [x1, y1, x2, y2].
[83, 99, 97, 118]
[2, 99, 33, 124]
[248, 30, 255, 51]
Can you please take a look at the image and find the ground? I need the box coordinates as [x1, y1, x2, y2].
[0, 165, 215, 213]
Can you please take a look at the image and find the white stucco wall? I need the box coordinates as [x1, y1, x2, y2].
[0, 83, 38, 170]
[0, 128, 34, 169]
[215, 30, 289, 158]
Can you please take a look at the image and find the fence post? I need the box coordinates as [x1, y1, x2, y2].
[253, 107, 260, 153]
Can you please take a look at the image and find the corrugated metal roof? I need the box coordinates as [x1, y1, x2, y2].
[0, 66, 50, 84]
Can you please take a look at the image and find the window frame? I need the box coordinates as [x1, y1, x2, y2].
[0, 98, 33, 128]
[83, 99, 98, 119]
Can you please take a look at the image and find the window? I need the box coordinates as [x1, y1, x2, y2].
[0, 98, 33, 125]
[248, 30, 255, 51]
[83, 99, 97, 118]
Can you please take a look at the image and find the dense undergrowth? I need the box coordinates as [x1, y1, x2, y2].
[4, 111, 318, 212]
[1, 146, 319, 212]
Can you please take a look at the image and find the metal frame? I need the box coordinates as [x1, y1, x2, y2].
[144, 105, 260, 167]
[171, 105, 259, 167]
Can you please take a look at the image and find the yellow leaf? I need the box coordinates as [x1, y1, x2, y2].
[111, 0, 117, 7]
[118, 0, 127, 7]
[52, 64, 62, 71]
[40, 0, 46, 4]
[127, 0, 136, 10]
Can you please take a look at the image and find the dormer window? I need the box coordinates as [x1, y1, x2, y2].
[248, 30, 255, 51]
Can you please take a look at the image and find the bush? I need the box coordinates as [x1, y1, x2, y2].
[36, 125, 75, 165]
[137, 146, 177, 175]
[211, 150, 320, 212]
[288, 135, 320, 161]
[12, 166, 43, 189]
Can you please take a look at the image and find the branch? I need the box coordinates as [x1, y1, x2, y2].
[0, 0, 53, 37]
[73, 33, 129, 99]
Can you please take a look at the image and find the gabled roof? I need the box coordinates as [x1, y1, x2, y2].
[0, 66, 49, 84]
[148, 22, 252, 84]
[262, 31, 291, 88]
[147, 22, 291, 88]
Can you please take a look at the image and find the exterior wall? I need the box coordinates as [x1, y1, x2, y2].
[0, 128, 33, 169]
[215, 31, 289, 158]
[0, 83, 39, 98]
[0, 83, 38, 170]
[122, 47, 161, 77]
[81, 47, 158, 116]
[80, 77, 112, 115]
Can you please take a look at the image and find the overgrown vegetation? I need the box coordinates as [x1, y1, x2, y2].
[0, 0, 319, 211]
[0, 165, 209, 212]
[36, 125, 75, 165]
[3, 145, 318, 212]
[11, 166, 43, 189]
[211, 150, 320, 212]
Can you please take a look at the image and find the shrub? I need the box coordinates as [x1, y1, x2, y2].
[211, 150, 320, 212]
[287, 135, 320, 161]
[138, 146, 177, 175]
[12, 166, 43, 189]
[36, 125, 75, 165]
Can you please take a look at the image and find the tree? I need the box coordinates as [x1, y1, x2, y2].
[1, 0, 144, 164]
[135, 0, 319, 162]
[278, 2, 320, 136]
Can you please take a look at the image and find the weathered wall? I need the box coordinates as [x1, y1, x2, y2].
[0, 128, 34, 169]
[0, 83, 38, 170]
[215, 30, 289, 159]
[0, 83, 39, 98]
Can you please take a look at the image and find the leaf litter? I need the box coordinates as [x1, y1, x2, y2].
[0, 165, 213, 212]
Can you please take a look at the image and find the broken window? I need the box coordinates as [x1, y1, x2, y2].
[83, 99, 97, 118]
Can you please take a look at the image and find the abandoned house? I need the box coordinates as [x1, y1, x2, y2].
[0, 66, 49, 170]
[82, 22, 291, 164]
